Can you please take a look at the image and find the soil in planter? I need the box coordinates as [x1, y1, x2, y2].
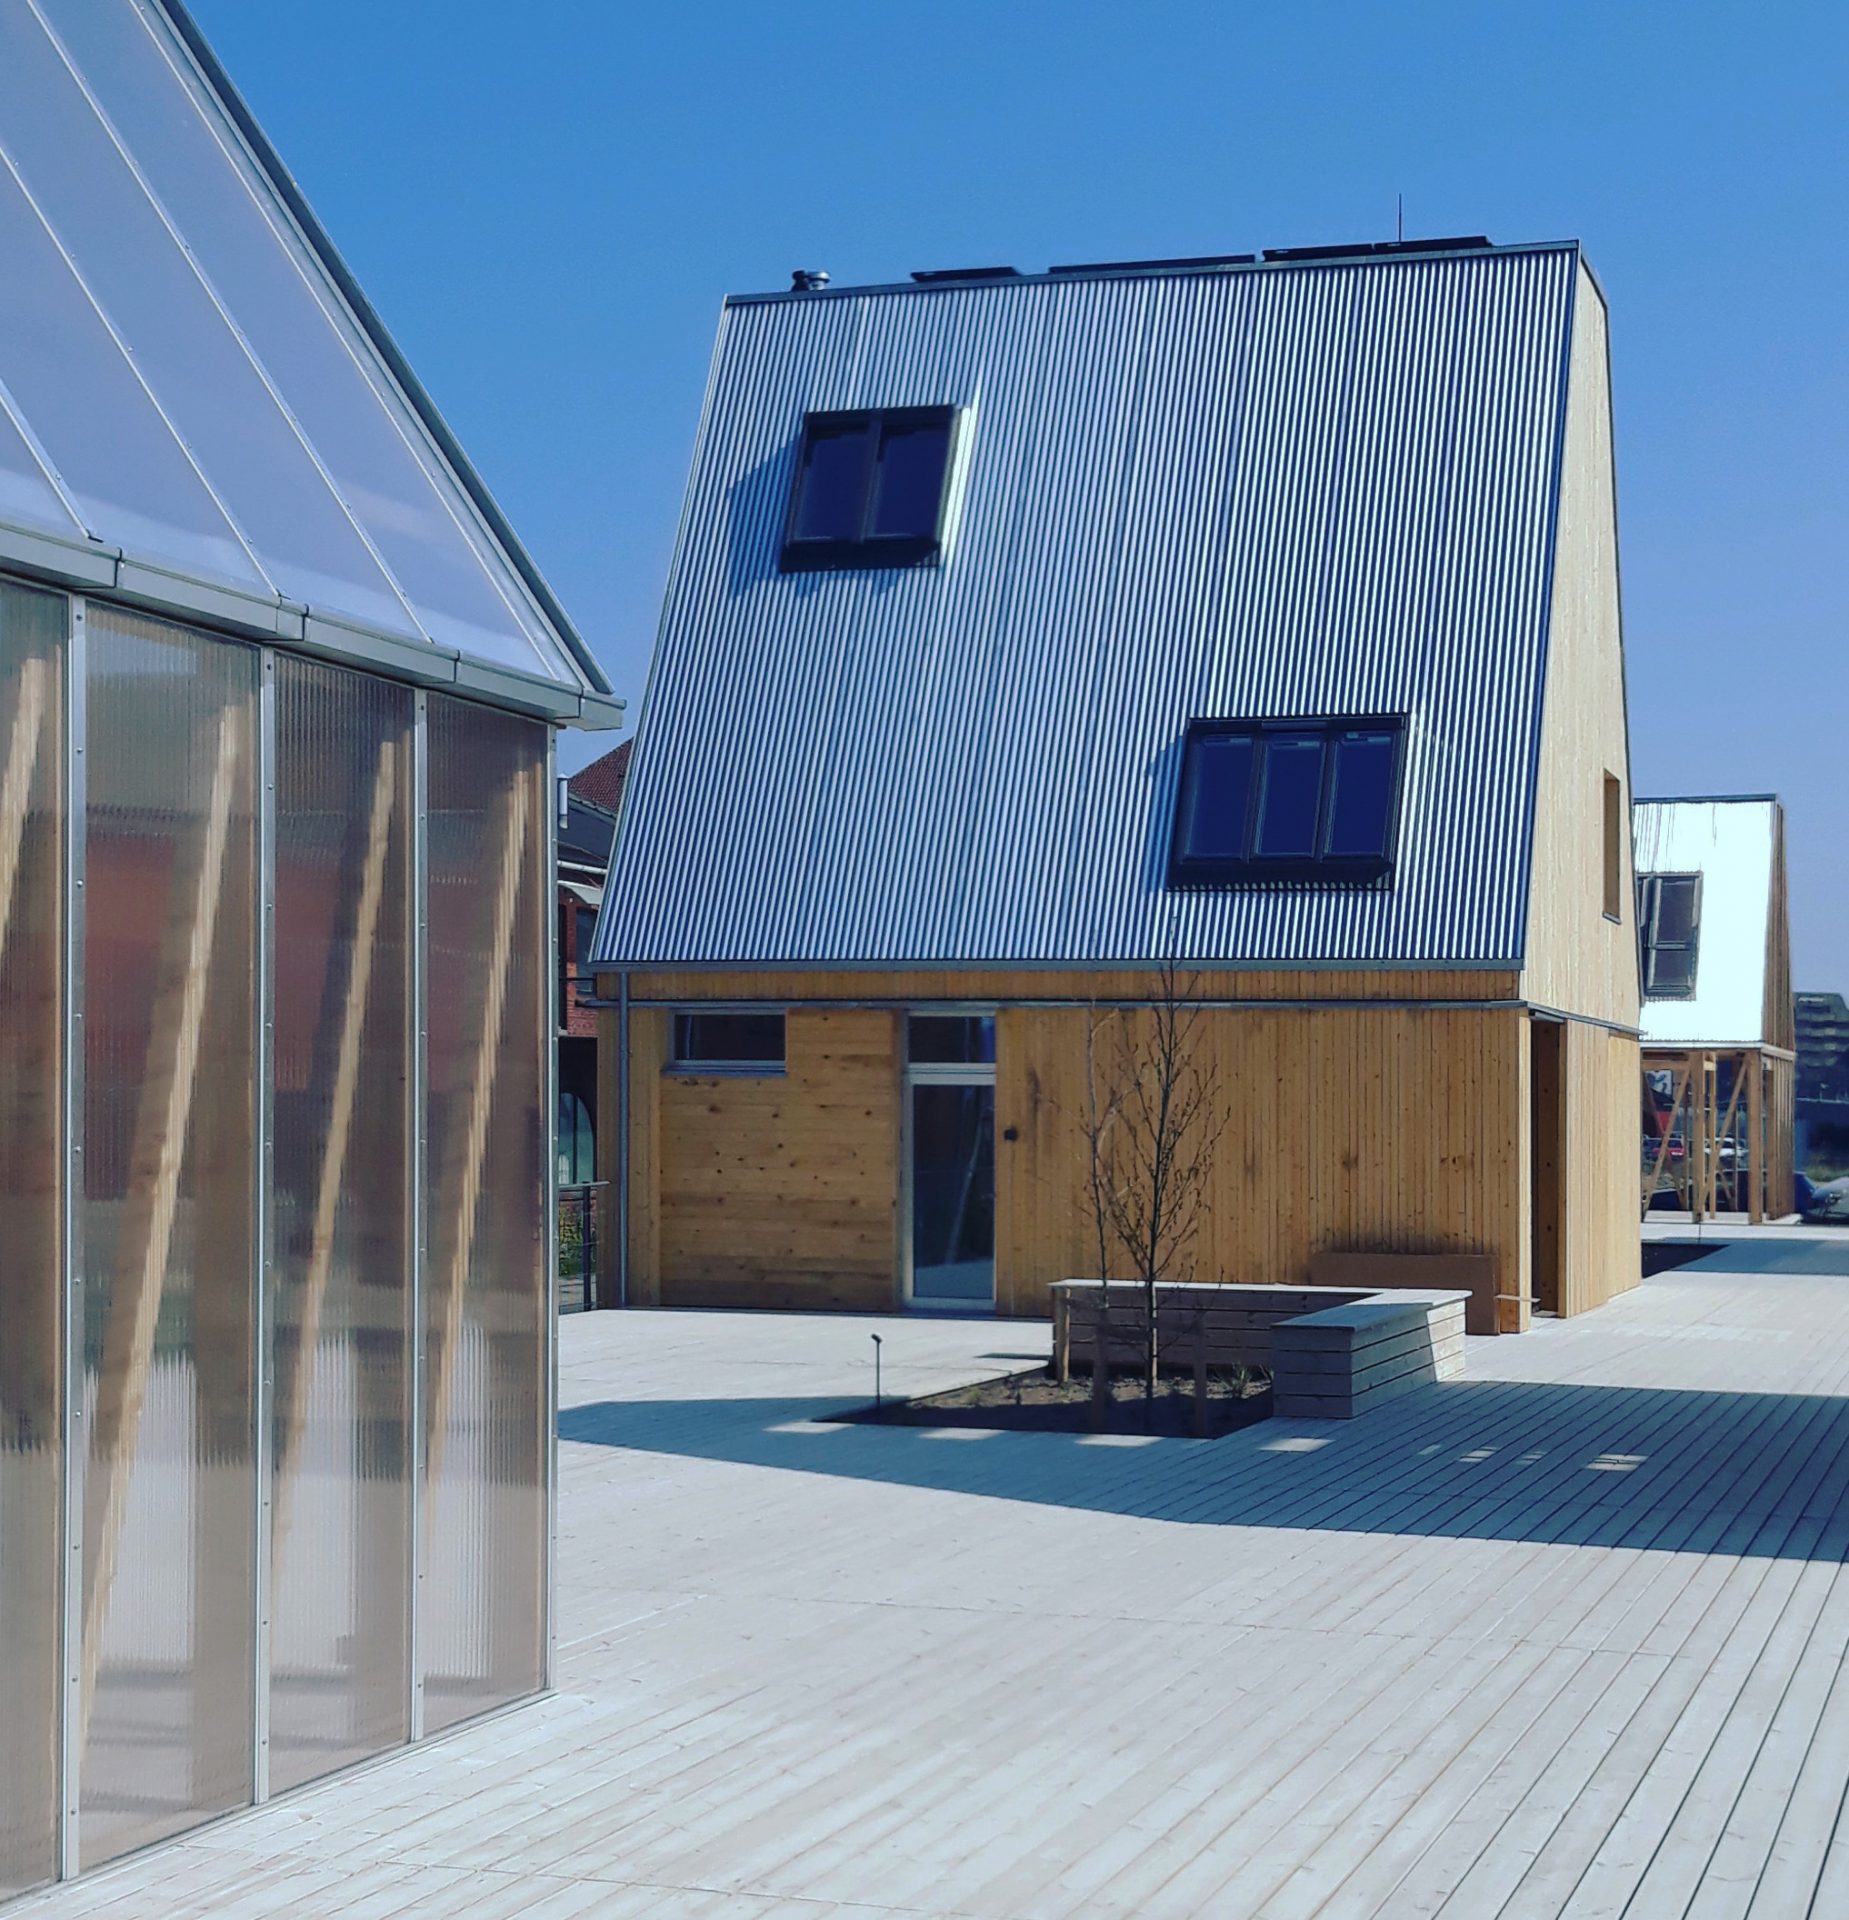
[830, 1365, 1273, 1438]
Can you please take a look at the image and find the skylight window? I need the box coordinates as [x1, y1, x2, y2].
[1638, 874, 1702, 999]
[782, 407, 957, 570]
[1169, 718, 1406, 887]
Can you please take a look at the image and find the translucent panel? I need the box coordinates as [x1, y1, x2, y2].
[1181, 732, 1255, 861]
[0, 11, 416, 641]
[269, 659, 413, 1792]
[910, 1086, 996, 1306]
[81, 608, 258, 1865]
[36, 0, 571, 681]
[423, 696, 547, 1731]
[0, 582, 64, 1899]
[1255, 733, 1325, 859]
[0, 394, 83, 541]
[1324, 729, 1399, 859]
[0, 163, 261, 592]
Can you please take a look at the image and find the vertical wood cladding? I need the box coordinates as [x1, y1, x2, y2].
[1554, 1020, 1643, 1317]
[634, 1008, 901, 1311]
[997, 1003, 1532, 1325]
[609, 991, 1642, 1324]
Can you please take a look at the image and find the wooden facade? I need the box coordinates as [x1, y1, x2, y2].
[603, 975, 1640, 1330]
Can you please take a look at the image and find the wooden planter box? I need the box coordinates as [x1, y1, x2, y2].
[1050, 1279, 1469, 1420]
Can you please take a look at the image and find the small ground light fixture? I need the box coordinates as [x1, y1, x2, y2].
[871, 1333, 883, 1412]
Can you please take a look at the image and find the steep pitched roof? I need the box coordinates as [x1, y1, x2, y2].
[601, 241, 1594, 968]
[1634, 796, 1784, 1049]
[0, 0, 616, 723]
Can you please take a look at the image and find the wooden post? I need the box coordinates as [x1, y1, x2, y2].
[1191, 1306, 1209, 1439]
[271, 742, 398, 1564]
[424, 768, 532, 1506]
[81, 703, 243, 1734]
[1747, 1053, 1765, 1224]
[1713, 1059, 1746, 1217]
[1642, 1056, 1691, 1218]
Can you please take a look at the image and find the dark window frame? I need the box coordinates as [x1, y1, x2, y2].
[1637, 872, 1703, 1000]
[669, 1009, 787, 1074]
[780, 405, 959, 572]
[1168, 715, 1408, 888]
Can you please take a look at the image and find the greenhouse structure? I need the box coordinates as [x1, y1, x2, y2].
[0, 0, 618, 1898]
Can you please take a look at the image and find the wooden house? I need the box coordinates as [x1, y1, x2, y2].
[595, 238, 1640, 1333]
[1634, 796, 1795, 1219]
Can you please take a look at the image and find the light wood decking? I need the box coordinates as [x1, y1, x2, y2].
[21, 1240, 1849, 1919]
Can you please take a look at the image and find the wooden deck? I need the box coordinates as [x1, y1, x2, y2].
[22, 1237, 1849, 1919]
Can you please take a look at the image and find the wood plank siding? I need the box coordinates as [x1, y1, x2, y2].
[605, 988, 1639, 1327]
[623, 1008, 902, 1311]
[1520, 267, 1639, 1032]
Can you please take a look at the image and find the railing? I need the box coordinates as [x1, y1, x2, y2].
[558, 1181, 605, 1313]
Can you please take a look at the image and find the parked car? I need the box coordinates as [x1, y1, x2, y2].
[1800, 1175, 1849, 1226]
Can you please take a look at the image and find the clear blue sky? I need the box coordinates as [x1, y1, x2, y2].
[191, 0, 1847, 985]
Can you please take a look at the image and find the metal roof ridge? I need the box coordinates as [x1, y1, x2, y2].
[724, 238, 1583, 306]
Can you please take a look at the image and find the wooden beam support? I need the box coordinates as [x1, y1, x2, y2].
[424, 767, 531, 1507]
[271, 741, 398, 1564]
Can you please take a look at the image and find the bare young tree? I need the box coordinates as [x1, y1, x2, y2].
[1079, 956, 1228, 1412]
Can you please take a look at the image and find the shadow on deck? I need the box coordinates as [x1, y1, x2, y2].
[562, 1376, 1849, 1561]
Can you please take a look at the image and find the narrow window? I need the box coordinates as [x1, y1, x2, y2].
[1169, 716, 1405, 887]
[1638, 874, 1701, 998]
[1255, 733, 1324, 859]
[1324, 728, 1400, 859]
[1602, 772, 1623, 921]
[782, 406, 957, 570]
[671, 1011, 786, 1071]
[1178, 731, 1256, 862]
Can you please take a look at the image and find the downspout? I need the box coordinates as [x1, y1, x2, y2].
[614, 970, 630, 1309]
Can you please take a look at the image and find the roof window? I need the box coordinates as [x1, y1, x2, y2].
[1169, 718, 1405, 887]
[1638, 874, 1701, 999]
[781, 407, 957, 571]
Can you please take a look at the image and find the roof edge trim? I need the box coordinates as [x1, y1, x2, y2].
[152, 0, 612, 699]
[723, 238, 1583, 307]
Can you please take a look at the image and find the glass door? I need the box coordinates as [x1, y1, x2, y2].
[904, 1015, 996, 1310]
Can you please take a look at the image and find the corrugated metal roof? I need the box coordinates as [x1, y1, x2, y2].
[1634, 797, 1781, 1048]
[600, 242, 1588, 969]
[0, 0, 613, 715]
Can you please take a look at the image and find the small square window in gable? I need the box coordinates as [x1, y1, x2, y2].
[781, 406, 959, 571]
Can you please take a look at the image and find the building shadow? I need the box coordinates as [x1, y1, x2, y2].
[561, 1376, 1849, 1562]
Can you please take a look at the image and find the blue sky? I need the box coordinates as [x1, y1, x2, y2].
[190, 0, 1847, 982]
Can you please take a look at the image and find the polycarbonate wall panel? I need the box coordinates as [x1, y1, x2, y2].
[423, 695, 547, 1731]
[0, 576, 554, 1894]
[268, 659, 413, 1792]
[80, 607, 259, 1867]
[0, 582, 64, 1899]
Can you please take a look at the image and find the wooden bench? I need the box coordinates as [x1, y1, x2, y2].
[1270, 1294, 1467, 1419]
[1308, 1250, 1498, 1336]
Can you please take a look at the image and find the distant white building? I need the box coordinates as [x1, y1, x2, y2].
[1633, 796, 1795, 1219]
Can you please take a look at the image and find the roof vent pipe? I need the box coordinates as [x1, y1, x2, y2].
[791, 269, 830, 291]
